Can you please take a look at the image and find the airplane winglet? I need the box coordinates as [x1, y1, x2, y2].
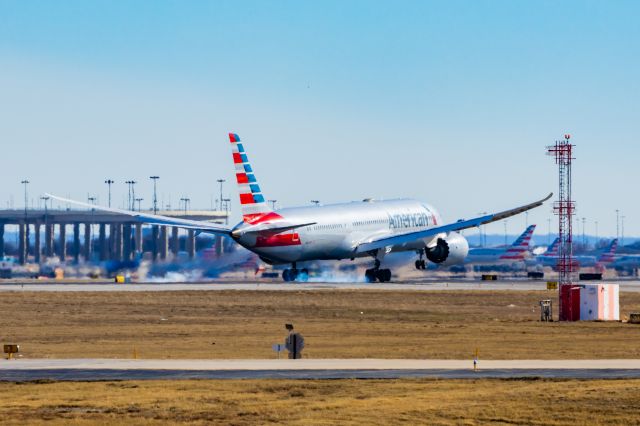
[488, 193, 552, 224]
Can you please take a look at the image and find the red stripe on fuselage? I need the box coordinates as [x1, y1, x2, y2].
[243, 211, 284, 224]
[244, 211, 284, 224]
[243, 213, 265, 223]
[255, 233, 301, 248]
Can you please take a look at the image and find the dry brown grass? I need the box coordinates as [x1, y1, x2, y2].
[0, 378, 638, 425]
[2, 290, 640, 359]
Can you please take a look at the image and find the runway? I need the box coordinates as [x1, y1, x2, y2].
[1, 279, 640, 292]
[3, 359, 640, 381]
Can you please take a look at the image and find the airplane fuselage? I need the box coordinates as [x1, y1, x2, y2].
[527, 254, 602, 269]
[465, 249, 526, 264]
[232, 199, 468, 264]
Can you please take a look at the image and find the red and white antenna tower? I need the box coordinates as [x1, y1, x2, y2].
[547, 134, 579, 321]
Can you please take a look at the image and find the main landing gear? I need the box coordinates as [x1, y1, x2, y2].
[365, 259, 392, 283]
[282, 263, 309, 282]
[415, 249, 427, 270]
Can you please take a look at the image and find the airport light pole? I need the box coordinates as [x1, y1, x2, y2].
[135, 197, 143, 212]
[150, 176, 159, 214]
[217, 179, 225, 212]
[87, 196, 97, 246]
[582, 217, 586, 246]
[21, 180, 30, 255]
[269, 199, 278, 210]
[41, 194, 49, 216]
[616, 209, 620, 242]
[41, 196, 50, 247]
[222, 198, 231, 224]
[503, 220, 508, 247]
[477, 211, 487, 247]
[126, 181, 131, 210]
[311, 200, 320, 206]
[180, 197, 190, 215]
[40, 196, 49, 213]
[125, 180, 138, 210]
[104, 179, 114, 208]
[21, 179, 29, 216]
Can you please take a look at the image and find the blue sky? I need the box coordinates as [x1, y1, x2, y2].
[0, 0, 638, 237]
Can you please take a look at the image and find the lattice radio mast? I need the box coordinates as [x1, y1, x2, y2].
[547, 134, 578, 321]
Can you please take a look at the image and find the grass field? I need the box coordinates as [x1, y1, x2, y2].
[0, 378, 638, 425]
[2, 289, 640, 359]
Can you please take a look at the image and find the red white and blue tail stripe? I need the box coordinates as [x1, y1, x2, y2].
[499, 224, 536, 260]
[597, 239, 618, 264]
[229, 133, 273, 223]
[541, 237, 560, 257]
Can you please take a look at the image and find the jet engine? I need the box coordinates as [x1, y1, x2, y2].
[426, 232, 469, 266]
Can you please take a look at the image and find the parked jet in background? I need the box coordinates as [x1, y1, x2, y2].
[611, 253, 640, 273]
[50, 133, 551, 282]
[460, 225, 536, 267]
[538, 237, 560, 259]
[597, 240, 619, 265]
[531, 239, 618, 269]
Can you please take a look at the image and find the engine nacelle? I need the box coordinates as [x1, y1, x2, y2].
[426, 232, 469, 266]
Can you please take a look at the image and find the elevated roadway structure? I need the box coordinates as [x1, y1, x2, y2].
[0, 209, 227, 264]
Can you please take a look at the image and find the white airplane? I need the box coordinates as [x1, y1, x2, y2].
[49, 133, 551, 282]
[531, 238, 618, 269]
[463, 224, 536, 266]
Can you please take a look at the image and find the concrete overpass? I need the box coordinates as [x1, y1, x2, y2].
[0, 209, 228, 264]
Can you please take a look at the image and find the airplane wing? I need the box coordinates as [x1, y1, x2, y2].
[46, 194, 232, 235]
[355, 193, 552, 253]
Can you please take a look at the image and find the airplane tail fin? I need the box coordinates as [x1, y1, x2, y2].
[597, 239, 618, 264]
[228, 133, 274, 224]
[542, 237, 560, 257]
[499, 224, 536, 260]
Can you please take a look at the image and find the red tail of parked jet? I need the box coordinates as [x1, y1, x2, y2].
[597, 239, 618, 264]
[498, 225, 536, 260]
[541, 238, 560, 257]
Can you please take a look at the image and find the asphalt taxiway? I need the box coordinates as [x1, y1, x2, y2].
[1, 279, 639, 292]
[3, 359, 640, 381]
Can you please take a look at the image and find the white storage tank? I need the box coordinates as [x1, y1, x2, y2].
[579, 284, 619, 321]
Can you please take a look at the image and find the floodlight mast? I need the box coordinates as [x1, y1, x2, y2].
[217, 179, 225, 212]
[150, 176, 159, 214]
[104, 179, 114, 208]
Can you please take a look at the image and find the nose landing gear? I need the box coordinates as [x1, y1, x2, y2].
[282, 263, 309, 282]
[365, 259, 392, 283]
